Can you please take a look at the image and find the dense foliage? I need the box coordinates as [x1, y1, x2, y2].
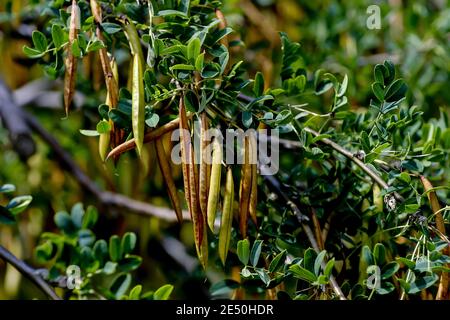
[0, 0, 449, 300]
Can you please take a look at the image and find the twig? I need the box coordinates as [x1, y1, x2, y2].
[0, 245, 60, 300]
[261, 167, 347, 300]
[0, 79, 36, 159]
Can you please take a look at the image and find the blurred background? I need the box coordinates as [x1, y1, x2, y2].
[0, 0, 449, 298]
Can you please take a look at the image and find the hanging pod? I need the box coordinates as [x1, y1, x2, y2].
[155, 139, 183, 223]
[179, 98, 207, 267]
[219, 167, 234, 265]
[199, 113, 210, 220]
[248, 133, 258, 226]
[207, 135, 222, 232]
[63, 0, 79, 115]
[239, 135, 252, 238]
[131, 54, 145, 157]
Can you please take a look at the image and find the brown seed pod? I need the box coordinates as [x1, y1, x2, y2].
[63, 0, 79, 115]
[207, 136, 222, 232]
[155, 139, 183, 223]
[248, 133, 258, 226]
[199, 112, 210, 219]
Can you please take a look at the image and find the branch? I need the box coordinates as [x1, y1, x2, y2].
[303, 127, 404, 202]
[0, 245, 61, 300]
[0, 78, 36, 160]
[260, 167, 347, 300]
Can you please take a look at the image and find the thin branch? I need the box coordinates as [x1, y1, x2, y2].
[0, 245, 61, 300]
[261, 167, 347, 300]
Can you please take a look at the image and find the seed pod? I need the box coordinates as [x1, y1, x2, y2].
[207, 136, 222, 232]
[155, 139, 183, 223]
[199, 113, 209, 219]
[98, 132, 110, 162]
[63, 0, 79, 115]
[239, 135, 251, 238]
[219, 167, 234, 265]
[123, 19, 145, 67]
[248, 133, 258, 226]
[131, 53, 145, 156]
[179, 98, 207, 267]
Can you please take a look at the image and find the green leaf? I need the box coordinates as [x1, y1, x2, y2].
[118, 255, 142, 272]
[82, 206, 98, 229]
[51, 25, 65, 49]
[408, 274, 439, 294]
[23, 46, 45, 58]
[372, 82, 384, 102]
[145, 112, 160, 128]
[110, 273, 132, 299]
[35, 241, 54, 262]
[93, 239, 108, 263]
[109, 235, 122, 262]
[79, 129, 100, 137]
[384, 79, 407, 102]
[373, 243, 386, 265]
[396, 257, 415, 269]
[255, 268, 270, 286]
[0, 206, 15, 225]
[324, 258, 335, 277]
[129, 285, 142, 300]
[78, 229, 96, 247]
[187, 37, 201, 64]
[0, 184, 15, 193]
[121, 232, 137, 255]
[157, 10, 187, 18]
[102, 261, 117, 275]
[170, 64, 195, 71]
[70, 203, 84, 229]
[101, 22, 122, 34]
[381, 262, 399, 279]
[54, 211, 74, 233]
[154, 284, 173, 300]
[195, 53, 205, 71]
[253, 72, 264, 97]
[362, 246, 374, 265]
[242, 111, 252, 128]
[373, 64, 385, 84]
[337, 74, 348, 98]
[250, 240, 263, 267]
[32, 30, 47, 52]
[6, 195, 32, 215]
[314, 250, 327, 276]
[237, 239, 250, 265]
[289, 264, 317, 283]
[86, 40, 105, 52]
[303, 248, 317, 273]
[96, 120, 111, 134]
[269, 250, 287, 273]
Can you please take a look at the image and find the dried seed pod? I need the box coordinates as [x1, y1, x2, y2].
[219, 167, 234, 265]
[248, 133, 258, 226]
[179, 98, 207, 267]
[207, 136, 222, 232]
[131, 53, 145, 156]
[63, 0, 79, 115]
[199, 113, 209, 219]
[155, 139, 183, 223]
[239, 135, 252, 238]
